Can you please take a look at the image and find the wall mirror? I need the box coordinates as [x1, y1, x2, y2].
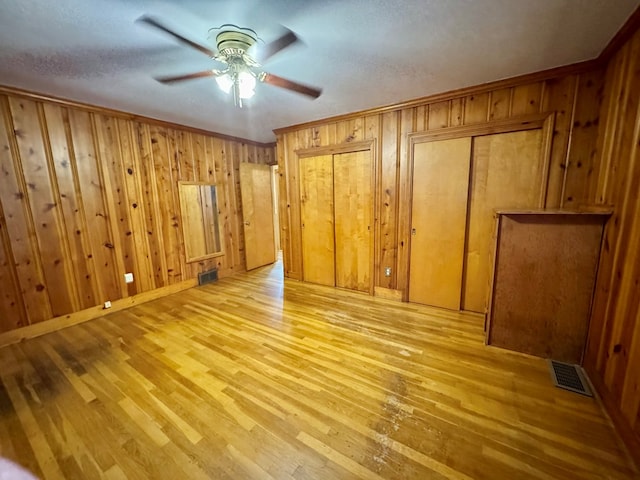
[178, 182, 224, 262]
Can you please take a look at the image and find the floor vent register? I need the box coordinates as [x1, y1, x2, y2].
[548, 360, 593, 397]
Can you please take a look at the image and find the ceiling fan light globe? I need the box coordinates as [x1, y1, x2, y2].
[215, 74, 233, 94]
[238, 71, 256, 99]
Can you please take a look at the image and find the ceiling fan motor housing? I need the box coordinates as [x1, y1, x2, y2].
[216, 30, 257, 57]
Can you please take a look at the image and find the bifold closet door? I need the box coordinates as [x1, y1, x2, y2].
[300, 154, 335, 286]
[409, 137, 472, 309]
[462, 129, 545, 313]
[333, 150, 372, 292]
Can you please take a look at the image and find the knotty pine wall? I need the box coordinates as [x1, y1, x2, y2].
[275, 66, 605, 295]
[0, 89, 274, 335]
[275, 16, 640, 462]
[583, 23, 640, 462]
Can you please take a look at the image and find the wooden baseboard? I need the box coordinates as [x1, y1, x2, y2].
[587, 371, 640, 471]
[374, 287, 404, 301]
[0, 279, 198, 348]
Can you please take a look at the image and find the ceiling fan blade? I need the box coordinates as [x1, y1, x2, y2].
[261, 73, 322, 99]
[155, 70, 222, 84]
[255, 28, 299, 64]
[137, 15, 217, 58]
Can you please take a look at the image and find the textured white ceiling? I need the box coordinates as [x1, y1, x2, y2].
[0, 0, 638, 143]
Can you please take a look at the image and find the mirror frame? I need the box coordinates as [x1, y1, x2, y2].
[178, 181, 225, 263]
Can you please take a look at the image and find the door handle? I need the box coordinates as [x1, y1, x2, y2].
[244, 221, 250, 226]
[411, 228, 416, 235]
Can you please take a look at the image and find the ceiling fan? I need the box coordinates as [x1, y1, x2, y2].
[137, 16, 322, 107]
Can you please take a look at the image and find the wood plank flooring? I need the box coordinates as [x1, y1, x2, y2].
[0, 260, 637, 479]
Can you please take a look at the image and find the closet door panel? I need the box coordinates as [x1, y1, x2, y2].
[334, 150, 372, 292]
[463, 129, 544, 313]
[300, 155, 335, 286]
[409, 137, 472, 309]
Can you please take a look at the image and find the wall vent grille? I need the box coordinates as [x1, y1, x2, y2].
[198, 269, 218, 286]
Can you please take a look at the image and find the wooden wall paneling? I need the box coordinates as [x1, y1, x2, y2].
[0, 210, 27, 331]
[427, 101, 450, 129]
[205, 136, 218, 184]
[166, 128, 192, 276]
[463, 93, 490, 124]
[148, 125, 184, 284]
[240, 143, 251, 165]
[192, 133, 208, 182]
[231, 141, 245, 270]
[408, 137, 472, 309]
[488, 88, 512, 121]
[449, 98, 465, 126]
[116, 118, 155, 294]
[92, 114, 133, 299]
[333, 150, 372, 292]
[177, 130, 195, 182]
[616, 196, 640, 419]
[288, 135, 303, 279]
[590, 37, 639, 374]
[136, 122, 168, 289]
[363, 115, 379, 142]
[541, 75, 578, 208]
[300, 154, 335, 286]
[629, 303, 640, 434]
[363, 115, 380, 287]
[415, 106, 427, 132]
[592, 50, 630, 205]
[38, 104, 83, 315]
[7, 97, 75, 317]
[562, 70, 605, 208]
[210, 136, 232, 274]
[511, 83, 543, 116]
[0, 87, 274, 337]
[67, 109, 122, 304]
[335, 121, 348, 145]
[377, 111, 398, 289]
[200, 136, 223, 272]
[182, 131, 215, 275]
[462, 129, 546, 313]
[221, 140, 240, 271]
[326, 122, 339, 146]
[395, 109, 414, 297]
[275, 135, 292, 275]
[310, 125, 326, 148]
[42, 104, 97, 310]
[602, 90, 640, 397]
[292, 129, 306, 150]
[335, 117, 363, 144]
[582, 26, 640, 465]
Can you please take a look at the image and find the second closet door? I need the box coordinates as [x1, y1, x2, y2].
[334, 150, 372, 292]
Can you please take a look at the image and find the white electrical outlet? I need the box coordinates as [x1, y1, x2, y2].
[384, 267, 392, 277]
[103, 301, 112, 309]
[124, 272, 134, 284]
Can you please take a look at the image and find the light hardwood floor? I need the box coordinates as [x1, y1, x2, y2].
[0, 261, 637, 479]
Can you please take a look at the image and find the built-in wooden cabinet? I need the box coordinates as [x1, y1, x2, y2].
[300, 149, 373, 293]
[487, 211, 608, 363]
